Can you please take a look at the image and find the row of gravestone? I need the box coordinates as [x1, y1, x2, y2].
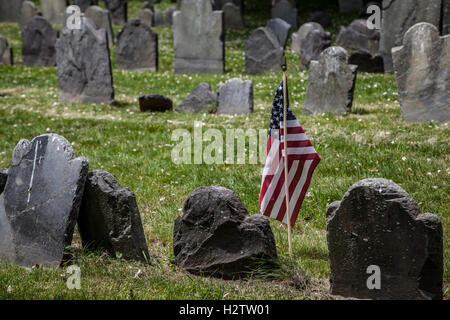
[0, 134, 443, 299]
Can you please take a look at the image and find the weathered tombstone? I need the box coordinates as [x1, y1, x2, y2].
[213, 0, 243, 13]
[173, 186, 278, 279]
[153, 8, 164, 27]
[85, 5, 115, 46]
[0, 0, 24, 22]
[380, 0, 442, 73]
[40, 0, 66, 24]
[223, 2, 245, 29]
[392, 23, 450, 123]
[176, 82, 217, 113]
[338, 0, 364, 13]
[326, 178, 443, 300]
[19, 1, 38, 29]
[299, 24, 331, 69]
[291, 22, 323, 53]
[349, 50, 384, 73]
[0, 168, 7, 194]
[271, 0, 298, 30]
[139, 8, 153, 27]
[116, 19, 158, 71]
[0, 134, 89, 267]
[217, 78, 253, 115]
[173, 0, 224, 74]
[244, 27, 283, 74]
[266, 18, 291, 49]
[165, 6, 176, 27]
[139, 95, 173, 112]
[304, 46, 358, 115]
[103, 0, 127, 25]
[307, 11, 333, 29]
[56, 17, 114, 104]
[74, 0, 98, 12]
[141, 0, 154, 11]
[78, 170, 149, 262]
[22, 16, 57, 67]
[0, 35, 13, 65]
[336, 19, 380, 54]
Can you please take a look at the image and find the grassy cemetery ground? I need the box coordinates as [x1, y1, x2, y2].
[0, 0, 448, 299]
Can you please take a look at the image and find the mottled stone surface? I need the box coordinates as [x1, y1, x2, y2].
[85, 5, 115, 46]
[153, 8, 164, 27]
[139, 94, 173, 112]
[349, 50, 384, 73]
[392, 23, 450, 123]
[223, 2, 245, 29]
[299, 23, 331, 69]
[304, 46, 357, 115]
[327, 178, 443, 300]
[0, 0, 24, 22]
[271, 0, 297, 29]
[19, 1, 38, 29]
[336, 19, 380, 54]
[103, 0, 127, 25]
[0, 35, 13, 65]
[291, 22, 323, 53]
[244, 27, 283, 74]
[173, 186, 278, 279]
[176, 82, 217, 113]
[217, 78, 253, 115]
[21, 16, 57, 67]
[138, 8, 153, 27]
[165, 6, 176, 26]
[56, 17, 114, 104]
[0, 134, 89, 267]
[116, 19, 158, 71]
[266, 18, 291, 49]
[78, 170, 149, 262]
[41, 0, 66, 24]
[173, 0, 224, 74]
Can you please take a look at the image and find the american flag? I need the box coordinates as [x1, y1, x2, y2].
[259, 81, 320, 226]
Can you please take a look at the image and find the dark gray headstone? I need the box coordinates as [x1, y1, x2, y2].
[271, 0, 298, 30]
[21, 16, 57, 67]
[336, 19, 379, 54]
[78, 170, 149, 262]
[304, 46, 358, 115]
[0, 168, 7, 194]
[165, 6, 176, 26]
[0, 35, 13, 65]
[213, 0, 243, 14]
[139, 94, 173, 112]
[176, 82, 217, 113]
[291, 22, 323, 53]
[307, 11, 333, 29]
[74, 0, 98, 12]
[173, 0, 224, 74]
[103, 0, 127, 25]
[56, 17, 114, 104]
[0, 0, 24, 22]
[223, 2, 245, 29]
[153, 8, 164, 27]
[392, 23, 450, 123]
[85, 5, 115, 46]
[380, 0, 442, 73]
[299, 24, 331, 70]
[19, 1, 38, 29]
[0, 134, 89, 267]
[349, 50, 384, 73]
[266, 18, 291, 49]
[116, 19, 158, 71]
[326, 178, 443, 300]
[217, 78, 253, 115]
[41, 0, 66, 24]
[139, 8, 153, 27]
[338, 0, 364, 13]
[244, 27, 283, 74]
[173, 186, 278, 279]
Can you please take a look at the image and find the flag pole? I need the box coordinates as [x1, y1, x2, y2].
[281, 55, 292, 256]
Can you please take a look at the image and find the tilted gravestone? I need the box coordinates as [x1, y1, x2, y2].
[349, 50, 384, 73]
[165, 6, 176, 27]
[0, 134, 89, 267]
[326, 178, 443, 300]
[336, 19, 380, 54]
[116, 19, 158, 71]
[173, 0, 224, 74]
[138, 8, 153, 27]
[0, 0, 24, 22]
[244, 27, 283, 74]
[338, 0, 364, 13]
[392, 23, 450, 123]
[0, 35, 13, 65]
[304, 46, 358, 115]
[56, 17, 114, 104]
[78, 170, 150, 262]
[223, 2, 245, 29]
[266, 18, 291, 49]
[291, 22, 323, 53]
[103, 0, 127, 25]
[173, 186, 278, 279]
[380, 0, 442, 73]
[176, 82, 217, 113]
[19, 1, 38, 29]
[299, 23, 331, 70]
[217, 78, 253, 115]
[74, 0, 98, 12]
[40, 0, 66, 24]
[22, 16, 58, 67]
[85, 5, 115, 46]
[271, 0, 298, 30]
[153, 8, 164, 27]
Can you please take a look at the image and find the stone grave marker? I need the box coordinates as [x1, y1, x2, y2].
[271, 0, 298, 30]
[85, 5, 115, 46]
[139, 8, 153, 27]
[19, 1, 38, 29]
[217, 78, 253, 115]
[103, 0, 127, 25]
[40, 0, 66, 24]
[244, 27, 283, 74]
[0, 35, 13, 65]
[176, 82, 217, 113]
[266, 18, 291, 49]
[223, 2, 245, 29]
[0, 0, 24, 22]
[22, 16, 58, 67]
[336, 19, 380, 54]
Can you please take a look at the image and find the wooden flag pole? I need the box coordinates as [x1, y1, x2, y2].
[281, 55, 292, 256]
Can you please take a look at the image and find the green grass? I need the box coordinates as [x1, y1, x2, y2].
[0, 0, 448, 300]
